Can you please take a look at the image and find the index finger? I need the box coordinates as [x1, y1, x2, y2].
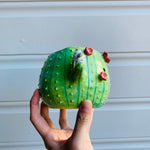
[30, 89, 52, 138]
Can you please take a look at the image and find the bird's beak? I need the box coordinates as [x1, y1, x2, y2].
[99, 71, 107, 81]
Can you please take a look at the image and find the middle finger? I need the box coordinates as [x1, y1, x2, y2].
[40, 102, 56, 129]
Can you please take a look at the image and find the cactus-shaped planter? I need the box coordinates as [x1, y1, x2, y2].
[39, 47, 110, 109]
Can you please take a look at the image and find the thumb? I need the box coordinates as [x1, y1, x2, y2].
[72, 100, 94, 140]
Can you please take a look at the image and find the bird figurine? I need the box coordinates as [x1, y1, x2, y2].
[39, 47, 110, 109]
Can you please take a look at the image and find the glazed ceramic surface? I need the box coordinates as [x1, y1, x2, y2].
[39, 47, 110, 108]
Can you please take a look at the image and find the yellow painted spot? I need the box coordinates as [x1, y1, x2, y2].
[96, 61, 103, 74]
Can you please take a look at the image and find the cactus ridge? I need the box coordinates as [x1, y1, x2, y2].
[92, 52, 97, 104]
[49, 52, 58, 105]
[77, 66, 83, 106]
[99, 52, 106, 106]
[86, 56, 90, 100]
[64, 51, 69, 107]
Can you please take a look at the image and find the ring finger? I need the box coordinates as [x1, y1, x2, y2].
[59, 109, 71, 130]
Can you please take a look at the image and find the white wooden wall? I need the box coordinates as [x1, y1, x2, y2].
[0, 1, 150, 150]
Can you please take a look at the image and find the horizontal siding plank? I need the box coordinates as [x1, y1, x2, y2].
[0, 53, 150, 101]
[1, 137, 150, 150]
[0, 141, 45, 150]
[0, 2, 150, 54]
[0, 68, 39, 101]
[109, 65, 150, 98]
[1, 97, 150, 114]
[0, 16, 150, 54]
[1, 108, 150, 143]
[93, 137, 150, 150]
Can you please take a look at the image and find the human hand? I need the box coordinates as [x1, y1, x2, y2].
[30, 89, 94, 150]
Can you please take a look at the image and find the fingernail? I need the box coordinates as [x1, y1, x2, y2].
[80, 100, 92, 113]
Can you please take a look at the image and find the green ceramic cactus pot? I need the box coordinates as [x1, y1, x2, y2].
[39, 47, 110, 109]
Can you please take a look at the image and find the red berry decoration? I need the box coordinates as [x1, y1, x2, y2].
[99, 71, 107, 81]
[103, 51, 108, 57]
[103, 51, 110, 63]
[84, 47, 93, 55]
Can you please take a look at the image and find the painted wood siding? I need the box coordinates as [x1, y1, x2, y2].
[0, 1, 150, 150]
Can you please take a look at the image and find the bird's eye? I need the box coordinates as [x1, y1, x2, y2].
[77, 54, 81, 58]
[103, 68, 106, 72]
